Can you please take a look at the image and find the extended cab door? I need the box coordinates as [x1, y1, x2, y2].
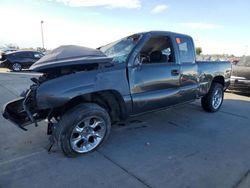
[176, 36, 199, 102]
[128, 34, 181, 114]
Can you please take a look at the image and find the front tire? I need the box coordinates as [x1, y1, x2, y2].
[201, 83, 224, 112]
[55, 103, 111, 157]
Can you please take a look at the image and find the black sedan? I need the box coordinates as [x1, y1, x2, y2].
[229, 56, 250, 93]
[0, 50, 44, 71]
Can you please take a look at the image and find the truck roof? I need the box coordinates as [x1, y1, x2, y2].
[138, 31, 192, 38]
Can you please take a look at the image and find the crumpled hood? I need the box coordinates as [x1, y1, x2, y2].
[232, 65, 250, 80]
[30, 45, 113, 72]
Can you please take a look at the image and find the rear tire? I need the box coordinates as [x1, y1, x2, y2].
[55, 103, 111, 157]
[201, 83, 224, 112]
[11, 63, 22, 72]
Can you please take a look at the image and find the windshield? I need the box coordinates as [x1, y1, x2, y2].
[99, 34, 141, 64]
[237, 56, 250, 67]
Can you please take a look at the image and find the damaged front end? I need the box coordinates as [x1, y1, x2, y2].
[2, 45, 113, 131]
[2, 84, 46, 130]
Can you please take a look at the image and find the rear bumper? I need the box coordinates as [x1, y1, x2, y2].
[2, 97, 36, 130]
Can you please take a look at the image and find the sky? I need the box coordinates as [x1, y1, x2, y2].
[0, 0, 249, 56]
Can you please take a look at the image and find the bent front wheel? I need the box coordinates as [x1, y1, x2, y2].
[56, 103, 111, 157]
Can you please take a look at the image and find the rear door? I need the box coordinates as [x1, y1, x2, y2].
[13, 52, 31, 68]
[128, 34, 181, 114]
[176, 36, 199, 102]
[19, 52, 40, 67]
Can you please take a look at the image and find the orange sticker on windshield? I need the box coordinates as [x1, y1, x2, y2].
[176, 37, 181, 44]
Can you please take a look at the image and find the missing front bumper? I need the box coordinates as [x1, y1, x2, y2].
[2, 97, 33, 130]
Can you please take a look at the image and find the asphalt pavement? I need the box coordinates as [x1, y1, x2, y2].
[0, 70, 250, 188]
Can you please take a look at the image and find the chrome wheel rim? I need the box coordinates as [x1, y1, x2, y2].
[212, 88, 222, 109]
[12, 63, 21, 71]
[70, 116, 106, 153]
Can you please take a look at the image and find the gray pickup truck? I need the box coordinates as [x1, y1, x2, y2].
[3, 31, 231, 157]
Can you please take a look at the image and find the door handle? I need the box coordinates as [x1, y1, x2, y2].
[171, 69, 179, 76]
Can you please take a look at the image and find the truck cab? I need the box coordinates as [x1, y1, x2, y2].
[127, 32, 198, 113]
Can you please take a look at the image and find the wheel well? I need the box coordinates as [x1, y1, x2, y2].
[212, 76, 224, 86]
[58, 90, 128, 123]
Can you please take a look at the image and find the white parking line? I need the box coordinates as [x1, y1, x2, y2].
[0, 150, 46, 166]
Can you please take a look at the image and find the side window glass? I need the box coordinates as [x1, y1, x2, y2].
[18, 52, 29, 58]
[28, 52, 35, 58]
[176, 37, 194, 63]
[17, 53, 25, 58]
[139, 36, 175, 64]
[34, 53, 41, 58]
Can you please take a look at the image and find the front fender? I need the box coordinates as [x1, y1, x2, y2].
[36, 66, 130, 110]
[36, 71, 96, 109]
